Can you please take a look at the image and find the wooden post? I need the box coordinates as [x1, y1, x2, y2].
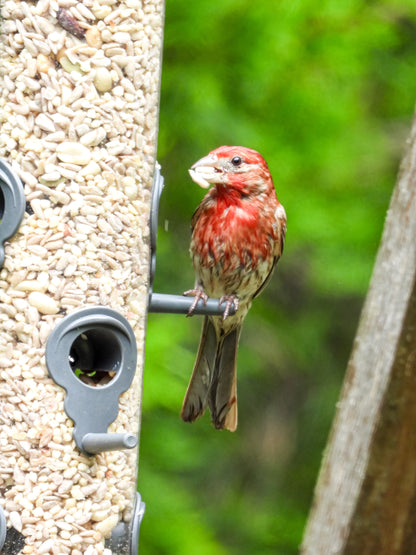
[301, 112, 416, 554]
[0, 0, 164, 553]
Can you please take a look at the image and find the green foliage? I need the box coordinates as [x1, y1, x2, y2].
[139, 0, 416, 553]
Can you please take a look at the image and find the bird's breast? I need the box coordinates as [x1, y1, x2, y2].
[190, 200, 276, 297]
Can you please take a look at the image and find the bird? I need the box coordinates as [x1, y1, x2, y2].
[181, 145, 287, 431]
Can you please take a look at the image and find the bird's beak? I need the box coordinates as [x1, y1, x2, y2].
[189, 153, 223, 189]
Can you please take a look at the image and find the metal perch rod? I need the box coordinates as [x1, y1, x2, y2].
[148, 293, 236, 316]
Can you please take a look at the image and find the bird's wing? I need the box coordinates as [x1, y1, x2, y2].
[253, 203, 286, 299]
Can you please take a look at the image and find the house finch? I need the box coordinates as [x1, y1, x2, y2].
[181, 146, 286, 431]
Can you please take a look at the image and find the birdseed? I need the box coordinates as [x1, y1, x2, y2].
[0, 0, 163, 552]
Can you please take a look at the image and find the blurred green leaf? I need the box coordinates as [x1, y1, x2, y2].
[140, 0, 416, 552]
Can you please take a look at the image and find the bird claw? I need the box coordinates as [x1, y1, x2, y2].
[219, 295, 239, 320]
[183, 288, 208, 317]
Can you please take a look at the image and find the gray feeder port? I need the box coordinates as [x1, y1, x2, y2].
[45, 306, 138, 456]
[0, 158, 26, 268]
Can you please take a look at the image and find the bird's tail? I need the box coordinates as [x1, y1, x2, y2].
[208, 325, 240, 431]
[181, 317, 241, 432]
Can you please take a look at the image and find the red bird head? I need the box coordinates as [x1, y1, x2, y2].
[189, 146, 274, 196]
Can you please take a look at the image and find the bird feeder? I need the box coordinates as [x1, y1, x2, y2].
[0, 0, 238, 552]
[0, 0, 164, 552]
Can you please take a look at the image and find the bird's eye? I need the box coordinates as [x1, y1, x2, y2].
[231, 156, 242, 166]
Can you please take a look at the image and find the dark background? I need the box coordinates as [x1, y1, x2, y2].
[139, 1, 416, 553]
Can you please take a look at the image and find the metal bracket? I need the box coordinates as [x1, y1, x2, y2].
[45, 307, 138, 456]
[0, 159, 26, 268]
[147, 164, 234, 317]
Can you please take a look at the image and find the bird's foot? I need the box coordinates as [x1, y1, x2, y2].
[219, 295, 239, 320]
[183, 288, 208, 317]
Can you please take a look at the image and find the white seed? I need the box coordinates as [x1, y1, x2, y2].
[15, 280, 47, 293]
[9, 511, 22, 532]
[49, 190, 71, 204]
[94, 67, 113, 92]
[0, 358, 12, 368]
[56, 142, 92, 165]
[38, 539, 54, 553]
[28, 292, 59, 315]
[35, 113, 56, 133]
[80, 128, 106, 147]
[112, 32, 131, 44]
[94, 514, 119, 538]
[91, 509, 108, 522]
[79, 160, 101, 177]
[70, 534, 83, 545]
[39, 172, 63, 185]
[91, 4, 112, 19]
[85, 26, 102, 49]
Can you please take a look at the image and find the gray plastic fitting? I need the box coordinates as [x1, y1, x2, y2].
[45, 307, 138, 456]
[0, 158, 26, 267]
[82, 432, 137, 454]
